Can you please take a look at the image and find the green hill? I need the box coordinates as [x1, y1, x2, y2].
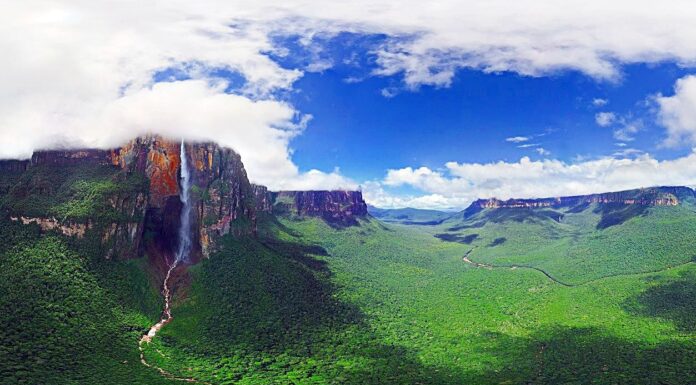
[367, 205, 452, 225]
[0, 217, 176, 385]
[1, 151, 694, 384]
[434, 188, 696, 285]
[131, 215, 695, 384]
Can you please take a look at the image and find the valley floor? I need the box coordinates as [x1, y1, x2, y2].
[2, 212, 694, 384]
[144, 217, 695, 384]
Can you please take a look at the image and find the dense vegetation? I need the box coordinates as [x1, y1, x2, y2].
[435, 201, 696, 284]
[1, 162, 695, 384]
[0, 163, 174, 384]
[1, 163, 148, 223]
[0, 217, 174, 384]
[139, 217, 695, 384]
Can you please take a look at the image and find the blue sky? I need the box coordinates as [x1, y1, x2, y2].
[264, 34, 696, 208]
[6, 2, 696, 209]
[288, 60, 691, 180]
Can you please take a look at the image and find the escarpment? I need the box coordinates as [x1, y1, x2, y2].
[0, 135, 368, 265]
[186, 141, 256, 257]
[2, 147, 149, 260]
[252, 184, 273, 214]
[270, 190, 368, 226]
[95, 136, 259, 260]
[0, 136, 248, 262]
[470, 187, 688, 210]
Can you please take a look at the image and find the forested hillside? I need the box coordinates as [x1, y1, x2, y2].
[1, 143, 694, 384]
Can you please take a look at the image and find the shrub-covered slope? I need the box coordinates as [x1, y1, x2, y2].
[435, 191, 696, 285]
[132, 215, 695, 384]
[0, 217, 175, 385]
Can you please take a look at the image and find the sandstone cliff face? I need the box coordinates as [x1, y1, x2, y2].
[107, 137, 185, 260]
[471, 187, 686, 210]
[2, 135, 367, 261]
[252, 184, 273, 214]
[101, 190, 149, 259]
[110, 136, 181, 207]
[0, 159, 29, 173]
[187, 141, 256, 257]
[108, 136, 258, 259]
[31, 149, 112, 166]
[0, 135, 258, 260]
[0, 160, 29, 194]
[271, 190, 368, 226]
[10, 216, 92, 238]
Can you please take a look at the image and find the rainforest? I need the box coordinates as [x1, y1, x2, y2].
[4, 2, 696, 384]
[0, 136, 694, 385]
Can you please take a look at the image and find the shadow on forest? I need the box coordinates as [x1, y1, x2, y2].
[260, 238, 331, 273]
[170, 235, 696, 384]
[170, 235, 461, 384]
[594, 202, 648, 229]
[461, 326, 695, 385]
[623, 270, 696, 332]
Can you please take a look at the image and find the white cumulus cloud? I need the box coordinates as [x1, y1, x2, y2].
[592, 98, 609, 107]
[595, 112, 616, 127]
[656, 75, 696, 147]
[4, 1, 696, 191]
[373, 152, 696, 209]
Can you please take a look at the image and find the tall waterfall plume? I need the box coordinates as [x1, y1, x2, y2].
[139, 140, 197, 378]
[176, 140, 192, 263]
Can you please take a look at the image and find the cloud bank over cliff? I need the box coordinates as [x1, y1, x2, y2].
[3, 1, 696, 199]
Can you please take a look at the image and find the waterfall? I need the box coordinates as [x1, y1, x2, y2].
[139, 140, 197, 380]
[176, 139, 192, 264]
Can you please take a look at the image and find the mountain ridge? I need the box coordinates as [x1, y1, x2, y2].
[468, 186, 690, 210]
[0, 135, 369, 262]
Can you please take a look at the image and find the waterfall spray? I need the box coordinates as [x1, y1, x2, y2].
[176, 139, 192, 264]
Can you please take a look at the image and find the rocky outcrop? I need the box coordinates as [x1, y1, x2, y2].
[470, 187, 686, 210]
[10, 216, 92, 238]
[271, 190, 368, 226]
[0, 159, 29, 173]
[187, 141, 256, 257]
[252, 184, 273, 214]
[30, 149, 113, 166]
[101, 190, 149, 259]
[110, 136, 182, 208]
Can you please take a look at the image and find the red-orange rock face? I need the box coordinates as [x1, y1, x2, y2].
[111, 136, 181, 208]
[145, 140, 181, 207]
